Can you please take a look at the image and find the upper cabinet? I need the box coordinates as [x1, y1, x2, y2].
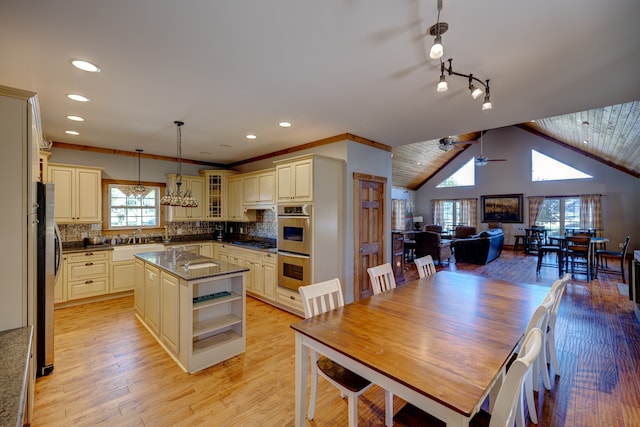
[165, 174, 205, 221]
[48, 163, 103, 223]
[275, 156, 312, 202]
[242, 169, 276, 207]
[227, 176, 255, 222]
[199, 170, 238, 221]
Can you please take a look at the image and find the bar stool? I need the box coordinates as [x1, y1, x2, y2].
[514, 234, 525, 253]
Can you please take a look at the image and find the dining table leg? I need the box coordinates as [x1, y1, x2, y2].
[295, 333, 309, 427]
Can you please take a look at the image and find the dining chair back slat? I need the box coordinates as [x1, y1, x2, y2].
[414, 255, 437, 278]
[367, 263, 397, 295]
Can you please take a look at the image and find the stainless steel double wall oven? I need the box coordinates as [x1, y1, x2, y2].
[277, 204, 311, 292]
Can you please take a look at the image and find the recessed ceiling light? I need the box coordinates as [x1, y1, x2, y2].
[279, 121, 292, 128]
[70, 59, 101, 73]
[583, 139, 589, 144]
[246, 134, 257, 140]
[66, 115, 84, 122]
[67, 94, 90, 102]
[65, 130, 80, 136]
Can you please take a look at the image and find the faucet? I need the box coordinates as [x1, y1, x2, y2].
[133, 228, 142, 244]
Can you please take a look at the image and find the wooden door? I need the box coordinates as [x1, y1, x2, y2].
[353, 173, 386, 301]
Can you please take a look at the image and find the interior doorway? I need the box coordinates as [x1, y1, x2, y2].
[353, 173, 386, 301]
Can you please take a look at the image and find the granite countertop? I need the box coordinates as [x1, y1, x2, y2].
[0, 326, 33, 427]
[63, 236, 276, 254]
[135, 251, 249, 281]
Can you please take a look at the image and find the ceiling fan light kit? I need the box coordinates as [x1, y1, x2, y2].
[429, 0, 492, 111]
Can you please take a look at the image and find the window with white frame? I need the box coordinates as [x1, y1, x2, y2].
[535, 197, 580, 235]
[108, 183, 160, 229]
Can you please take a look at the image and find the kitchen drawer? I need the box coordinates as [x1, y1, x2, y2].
[277, 287, 303, 313]
[262, 252, 277, 264]
[67, 260, 109, 282]
[66, 250, 110, 263]
[68, 277, 109, 300]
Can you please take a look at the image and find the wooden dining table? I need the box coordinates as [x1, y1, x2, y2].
[290, 271, 549, 426]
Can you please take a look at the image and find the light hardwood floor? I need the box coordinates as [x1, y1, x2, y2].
[33, 251, 640, 426]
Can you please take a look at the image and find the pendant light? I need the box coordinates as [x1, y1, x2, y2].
[132, 149, 146, 197]
[160, 121, 198, 207]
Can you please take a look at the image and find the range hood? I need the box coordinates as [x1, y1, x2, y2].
[243, 204, 275, 212]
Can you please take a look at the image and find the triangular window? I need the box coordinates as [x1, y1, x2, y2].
[436, 158, 475, 188]
[531, 150, 592, 182]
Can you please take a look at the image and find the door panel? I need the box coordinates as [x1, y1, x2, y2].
[353, 173, 386, 301]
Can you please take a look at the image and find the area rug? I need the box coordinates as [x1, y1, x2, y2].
[617, 283, 629, 297]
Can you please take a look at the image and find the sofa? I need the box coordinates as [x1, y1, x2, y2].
[415, 231, 452, 265]
[452, 228, 505, 265]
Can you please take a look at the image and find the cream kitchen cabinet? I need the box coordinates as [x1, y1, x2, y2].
[160, 271, 180, 355]
[242, 169, 276, 207]
[66, 250, 110, 300]
[111, 259, 135, 293]
[144, 263, 161, 335]
[227, 177, 255, 222]
[216, 243, 277, 302]
[200, 170, 238, 220]
[47, 163, 102, 223]
[134, 258, 145, 317]
[275, 156, 312, 202]
[54, 255, 67, 304]
[165, 174, 205, 221]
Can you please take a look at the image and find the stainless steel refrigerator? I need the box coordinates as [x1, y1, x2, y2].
[36, 182, 62, 377]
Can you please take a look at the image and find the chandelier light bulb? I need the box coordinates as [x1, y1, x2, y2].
[437, 75, 448, 92]
[430, 35, 444, 59]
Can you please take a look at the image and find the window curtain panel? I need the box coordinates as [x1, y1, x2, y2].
[579, 195, 602, 230]
[432, 200, 444, 226]
[459, 198, 478, 228]
[528, 196, 545, 226]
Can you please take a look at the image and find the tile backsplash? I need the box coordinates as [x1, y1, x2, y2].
[58, 208, 277, 242]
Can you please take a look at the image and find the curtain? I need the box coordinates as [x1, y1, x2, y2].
[580, 195, 602, 230]
[528, 196, 545, 226]
[459, 198, 478, 229]
[431, 199, 444, 226]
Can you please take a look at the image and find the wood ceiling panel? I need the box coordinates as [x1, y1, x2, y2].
[391, 101, 640, 190]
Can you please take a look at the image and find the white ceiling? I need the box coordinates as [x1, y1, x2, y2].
[2, 0, 639, 164]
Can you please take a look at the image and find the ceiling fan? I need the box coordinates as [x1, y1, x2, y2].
[438, 136, 478, 151]
[475, 131, 506, 167]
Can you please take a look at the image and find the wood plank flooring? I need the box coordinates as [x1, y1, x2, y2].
[32, 251, 640, 426]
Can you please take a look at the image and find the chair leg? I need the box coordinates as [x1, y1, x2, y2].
[524, 369, 538, 424]
[385, 391, 393, 427]
[347, 393, 358, 427]
[308, 354, 319, 420]
[547, 325, 561, 376]
[621, 258, 626, 284]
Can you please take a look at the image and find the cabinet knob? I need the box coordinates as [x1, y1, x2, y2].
[85, 262, 94, 266]
[85, 252, 94, 256]
[85, 280, 93, 284]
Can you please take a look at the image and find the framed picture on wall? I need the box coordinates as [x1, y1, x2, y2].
[481, 194, 523, 223]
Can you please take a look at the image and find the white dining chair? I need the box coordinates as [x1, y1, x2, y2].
[492, 328, 543, 427]
[367, 263, 396, 295]
[299, 278, 392, 427]
[414, 255, 436, 278]
[546, 273, 570, 377]
[519, 292, 555, 426]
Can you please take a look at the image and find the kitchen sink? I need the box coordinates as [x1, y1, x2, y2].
[112, 243, 165, 262]
[185, 262, 218, 270]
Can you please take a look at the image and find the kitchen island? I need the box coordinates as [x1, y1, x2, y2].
[134, 250, 248, 374]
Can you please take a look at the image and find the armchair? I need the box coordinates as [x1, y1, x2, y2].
[423, 224, 443, 234]
[454, 225, 477, 239]
[415, 231, 452, 265]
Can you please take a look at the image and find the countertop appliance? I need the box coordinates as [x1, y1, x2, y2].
[36, 182, 62, 377]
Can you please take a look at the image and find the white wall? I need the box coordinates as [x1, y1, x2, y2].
[415, 126, 640, 251]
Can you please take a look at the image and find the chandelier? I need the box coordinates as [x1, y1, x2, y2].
[160, 121, 198, 207]
[428, 0, 493, 111]
[131, 149, 146, 197]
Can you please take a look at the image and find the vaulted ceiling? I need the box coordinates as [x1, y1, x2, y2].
[1, 1, 639, 182]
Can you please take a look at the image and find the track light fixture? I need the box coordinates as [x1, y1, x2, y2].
[428, 0, 493, 110]
[436, 59, 492, 111]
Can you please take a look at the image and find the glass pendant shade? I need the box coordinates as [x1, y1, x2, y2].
[469, 84, 483, 100]
[482, 96, 493, 110]
[437, 75, 448, 92]
[430, 36, 444, 59]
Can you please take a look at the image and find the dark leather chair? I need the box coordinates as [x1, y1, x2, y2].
[414, 231, 451, 265]
[454, 225, 476, 239]
[423, 224, 443, 234]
